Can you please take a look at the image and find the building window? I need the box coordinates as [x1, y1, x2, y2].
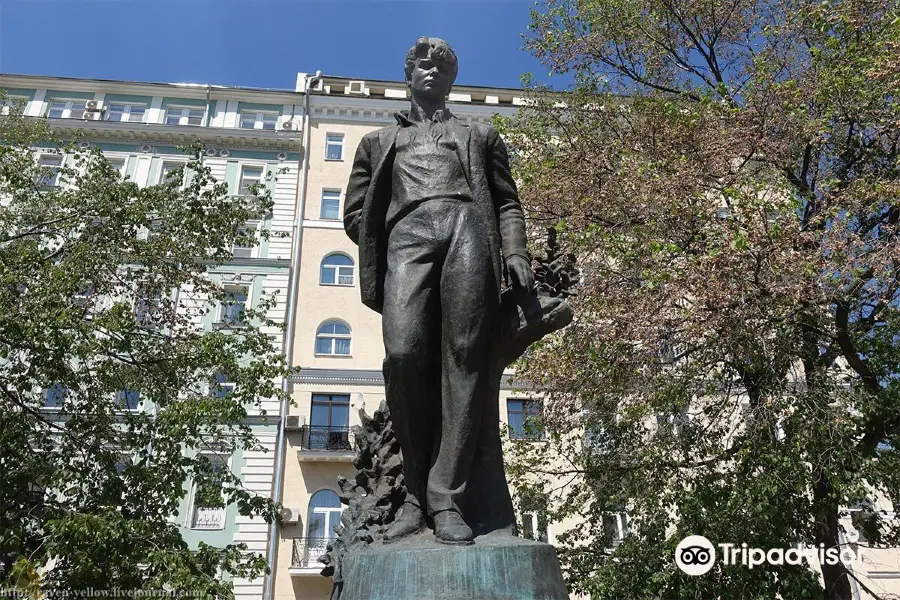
[325, 133, 344, 161]
[233, 222, 258, 258]
[315, 320, 351, 355]
[520, 510, 549, 543]
[320, 254, 354, 286]
[212, 372, 234, 399]
[1, 95, 29, 115]
[240, 111, 277, 130]
[47, 99, 86, 119]
[307, 489, 343, 543]
[602, 512, 629, 548]
[238, 166, 264, 196]
[107, 103, 145, 123]
[507, 399, 543, 440]
[117, 389, 141, 411]
[43, 383, 67, 408]
[38, 155, 63, 187]
[159, 161, 184, 186]
[107, 157, 127, 177]
[320, 190, 341, 220]
[306, 394, 352, 451]
[164, 107, 204, 126]
[219, 286, 248, 327]
[190, 453, 227, 530]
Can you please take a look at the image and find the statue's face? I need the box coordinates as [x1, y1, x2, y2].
[408, 55, 454, 101]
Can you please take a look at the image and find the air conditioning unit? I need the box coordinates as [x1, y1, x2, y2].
[281, 506, 302, 524]
[281, 120, 298, 131]
[86, 100, 102, 111]
[83, 111, 102, 121]
[284, 415, 305, 431]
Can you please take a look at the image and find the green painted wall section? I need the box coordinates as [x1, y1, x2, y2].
[44, 89, 95, 101]
[104, 93, 154, 106]
[0, 87, 36, 100]
[237, 101, 283, 114]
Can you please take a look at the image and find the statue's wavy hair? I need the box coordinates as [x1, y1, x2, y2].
[404, 37, 458, 88]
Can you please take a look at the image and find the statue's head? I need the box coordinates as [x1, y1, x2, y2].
[404, 37, 458, 101]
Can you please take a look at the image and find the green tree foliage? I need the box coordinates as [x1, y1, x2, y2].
[0, 97, 291, 596]
[502, 1, 900, 598]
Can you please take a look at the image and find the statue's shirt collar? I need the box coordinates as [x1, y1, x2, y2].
[395, 107, 454, 126]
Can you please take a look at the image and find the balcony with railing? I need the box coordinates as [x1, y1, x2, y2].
[289, 537, 331, 575]
[296, 425, 355, 463]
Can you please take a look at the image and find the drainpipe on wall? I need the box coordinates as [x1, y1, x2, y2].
[262, 69, 322, 600]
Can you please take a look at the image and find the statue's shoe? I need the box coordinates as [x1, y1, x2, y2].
[433, 510, 474, 545]
[384, 503, 425, 542]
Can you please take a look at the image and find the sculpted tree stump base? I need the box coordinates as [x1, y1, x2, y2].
[338, 533, 569, 600]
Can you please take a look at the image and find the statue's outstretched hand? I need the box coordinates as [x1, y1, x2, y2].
[507, 255, 535, 295]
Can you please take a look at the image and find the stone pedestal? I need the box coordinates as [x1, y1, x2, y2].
[339, 533, 570, 600]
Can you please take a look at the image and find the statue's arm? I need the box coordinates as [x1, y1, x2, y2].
[343, 134, 373, 246]
[485, 127, 529, 262]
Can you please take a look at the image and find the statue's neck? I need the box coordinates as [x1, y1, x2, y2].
[409, 96, 446, 122]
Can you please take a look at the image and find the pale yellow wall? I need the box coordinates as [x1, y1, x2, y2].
[291, 226, 383, 370]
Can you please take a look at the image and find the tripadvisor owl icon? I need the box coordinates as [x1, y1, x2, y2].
[675, 535, 716, 576]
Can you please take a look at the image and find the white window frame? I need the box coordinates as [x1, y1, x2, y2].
[520, 510, 550, 543]
[324, 133, 344, 161]
[237, 164, 265, 196]
[239, 111, 278, 131]
[164, 106, 204, 126]
[602, 511, 629, 549]
[315, 320, 352, 356]
[106, 103, 146, 124]
[320, 189, 342, 221]
[1, 95, 29, 116]
[218, 284, 250, 328]
[319, 253, 355, 287]
[158, 160, 187, 186]
[38, 154, 63, 187]
[233, 221, 261, 259]
[46, 99, 87, 119]
[104, 154, 128, 178]
[116, 388, 142, 412]
[186, 451, 231, 530]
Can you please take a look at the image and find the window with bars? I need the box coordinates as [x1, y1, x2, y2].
[107, 103, 146, 123]
[165, 107, 204, 126]
[325, 133, 344, 161]
[238, 166, 264, 196]
[320, 254, 355, 286]
[240, 112, 278, 130]
[315, 321, 351, 355]
[47, 99, 87, 119]
[320, 190, 341, 220]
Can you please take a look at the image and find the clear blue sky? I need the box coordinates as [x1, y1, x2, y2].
[0, 0, 565, 91]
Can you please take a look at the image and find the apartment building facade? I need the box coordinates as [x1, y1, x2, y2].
[0, 73, 306, 600]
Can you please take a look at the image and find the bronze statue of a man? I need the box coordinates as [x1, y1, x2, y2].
[343, 37, 534, 544]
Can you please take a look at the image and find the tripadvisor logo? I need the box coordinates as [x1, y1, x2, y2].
[675, 535, 858, 575]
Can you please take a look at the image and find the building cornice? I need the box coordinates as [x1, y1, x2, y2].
[0, 73, 304, 105]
